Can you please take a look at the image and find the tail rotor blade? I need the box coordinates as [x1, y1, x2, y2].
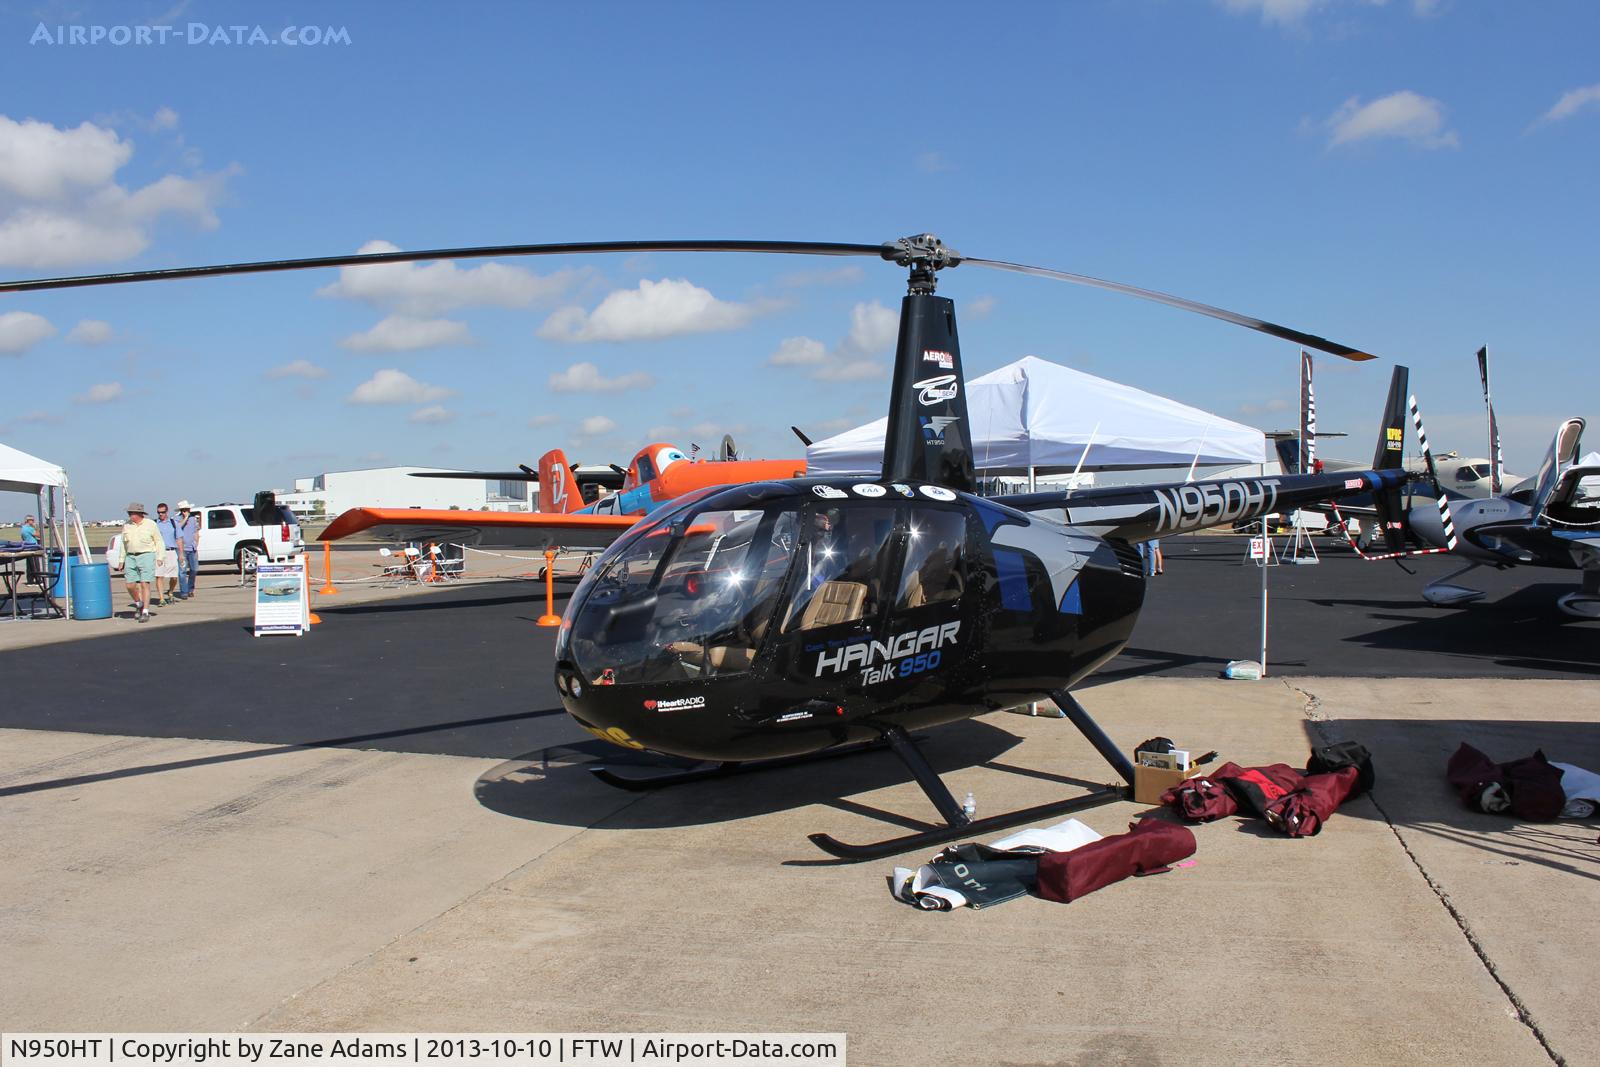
[963, 256, 1376, 362]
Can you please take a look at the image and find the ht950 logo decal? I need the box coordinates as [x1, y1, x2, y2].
[1153, 479, 1281, 532]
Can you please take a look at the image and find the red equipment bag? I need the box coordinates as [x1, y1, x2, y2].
[1035, 818, 1196, 903]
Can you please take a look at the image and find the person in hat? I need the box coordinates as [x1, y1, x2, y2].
[120, 503, 168, 622]
[175, 501, 200, 599]
[19, 514, 39, 545]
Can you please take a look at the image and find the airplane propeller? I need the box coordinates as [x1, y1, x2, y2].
[1409, 393, 1458, 551]
[0, 234, 1376, 361]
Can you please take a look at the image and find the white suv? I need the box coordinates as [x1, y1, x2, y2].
[195, 502, 303, 569]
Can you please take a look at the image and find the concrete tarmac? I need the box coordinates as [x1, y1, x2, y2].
[2, 536, 1597, 1062]
[3, 678, 1596, 1063]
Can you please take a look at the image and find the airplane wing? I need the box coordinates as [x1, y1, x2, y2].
[319, 508, 639, 551]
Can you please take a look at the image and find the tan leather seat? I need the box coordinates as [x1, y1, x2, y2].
[899, 568, 925, 610]
[797, 580, 868, 629]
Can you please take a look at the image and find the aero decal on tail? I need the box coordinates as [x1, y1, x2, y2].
[537, 449, 584, 514]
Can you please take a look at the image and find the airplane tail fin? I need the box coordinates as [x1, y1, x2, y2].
[1477, 347, 1505, 494]
[537, 449, 584, 514]
[1368, 365, 1411, 553]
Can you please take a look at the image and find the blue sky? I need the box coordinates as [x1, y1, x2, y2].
[1, 0, 1596, 517]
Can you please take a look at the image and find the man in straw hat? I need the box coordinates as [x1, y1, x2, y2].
[175, 501, 200, 599]
[120, 503, 167, 623]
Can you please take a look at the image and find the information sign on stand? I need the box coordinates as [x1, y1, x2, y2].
[1247, 535, 1279, 566]
[254, 556, 310, 637]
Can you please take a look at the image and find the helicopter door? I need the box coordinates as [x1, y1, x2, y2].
[780, 504, 898, 637]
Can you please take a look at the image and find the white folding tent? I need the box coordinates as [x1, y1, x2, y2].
[0, 441, 75, 617]
[805, 355, 1266, 479]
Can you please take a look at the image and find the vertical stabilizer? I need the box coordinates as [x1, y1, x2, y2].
[880, 294, 976, 492]
[1477, 346, 1504, 494]
[537, 449, 583, 513]
[1370, 365, 1411, 552]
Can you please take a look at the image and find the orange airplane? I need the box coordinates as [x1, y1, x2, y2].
[320, 442, 806, 551]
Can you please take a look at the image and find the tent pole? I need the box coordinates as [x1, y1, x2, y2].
[1066, 423, 1098, 499]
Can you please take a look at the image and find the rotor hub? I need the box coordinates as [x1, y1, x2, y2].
[881, 233, 963, 294]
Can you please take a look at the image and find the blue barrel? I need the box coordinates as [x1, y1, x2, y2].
[70, 561, 113, 620]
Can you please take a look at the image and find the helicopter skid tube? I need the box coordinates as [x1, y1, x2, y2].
[587, 733, 924, 791]
[808, 784, 1126, 862]
[809, 695, 1136, 862]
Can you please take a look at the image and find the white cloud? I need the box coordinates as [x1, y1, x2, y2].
[317, 239, 577, 316]
[528, 413, 561, 428]
[1326, 91, 1458, 149]
[152, 107, 180, 131]
[966, 295, 998, 319]
[340, 315, 472, 353]
[1219, 0, 1395, 26]
[845, 301, 898, 353]
[646, 424, 678, 440]
[1534, 84, 1600, 127]
[916, 151, 955, 173]
[0, 311, 56, 355]
[538, 278, 772, 343]
[0, 116, 130, 199]
[265, 359, 327, 380]
[0, 113, 236, 269]
[1238, 397, 1293, 416]
[816, 360, 886, 382]
[577, 415, 618, 436]
[547, 361, 654, 393]
[346, 369, 453, 405]
[74, 382, 123, 404]
[66, 319, 112, 345]
[768, 337, 828, 367]
[767, 301, 897, 382]
[407, 405, 456, 425]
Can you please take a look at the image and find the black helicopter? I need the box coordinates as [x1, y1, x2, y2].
[1, 233, 1414, 859]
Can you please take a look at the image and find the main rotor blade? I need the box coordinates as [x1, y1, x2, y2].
[964, 257, 1376, 361]
[0, 240, 887, 294]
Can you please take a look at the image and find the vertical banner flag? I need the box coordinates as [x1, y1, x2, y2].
[1299, 350, 1317, 474]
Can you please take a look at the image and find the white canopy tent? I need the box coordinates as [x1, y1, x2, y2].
[0, 441, 67, 496]
[0, 441, 79, 618]
[805, 355, 1266, 479]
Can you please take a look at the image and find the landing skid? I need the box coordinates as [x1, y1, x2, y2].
[809, 690, 1136, 862]
[588, 733, 911, 791]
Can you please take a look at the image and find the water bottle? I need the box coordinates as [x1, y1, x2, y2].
[962, 791, 977, 820]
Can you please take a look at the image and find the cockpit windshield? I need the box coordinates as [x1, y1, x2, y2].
[567, 503, 799, 684]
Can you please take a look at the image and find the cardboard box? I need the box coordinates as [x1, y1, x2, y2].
[1134, 762, 1201, 805]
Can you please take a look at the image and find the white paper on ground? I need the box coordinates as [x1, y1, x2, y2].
[1553, 762, 1600, 819]
[989, 817, 1103, 854]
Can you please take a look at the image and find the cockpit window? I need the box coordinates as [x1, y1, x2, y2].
[1456, 465, 1486, 483]
[783, 505, 896, 632]
[566, 505, 799, 683]
[896, 511, 967, 610]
